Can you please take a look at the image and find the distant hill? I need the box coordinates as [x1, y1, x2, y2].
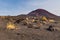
[27, 9, 60, 19]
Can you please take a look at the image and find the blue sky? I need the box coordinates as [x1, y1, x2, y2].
[0, 0, 60, 16]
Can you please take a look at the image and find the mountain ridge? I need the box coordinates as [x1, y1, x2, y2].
[27, 9, 60, 19]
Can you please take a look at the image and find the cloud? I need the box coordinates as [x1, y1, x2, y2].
[22, 0, 60, 16]
[0, 0, 60, 16]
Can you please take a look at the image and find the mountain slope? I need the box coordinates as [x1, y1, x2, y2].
[28, 9, 59, 19]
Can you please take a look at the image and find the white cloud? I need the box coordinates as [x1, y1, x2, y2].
[25, 0, 60, 16]
[0, 0, 60, 16]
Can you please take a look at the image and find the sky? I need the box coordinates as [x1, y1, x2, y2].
[0, 0, 60, 16]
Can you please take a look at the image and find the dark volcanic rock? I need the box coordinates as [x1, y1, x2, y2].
[28, 9, 59, 19]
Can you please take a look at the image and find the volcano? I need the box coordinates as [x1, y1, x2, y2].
[28, 9, 59, 19]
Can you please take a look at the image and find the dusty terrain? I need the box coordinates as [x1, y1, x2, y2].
[0, 16, 60, 40]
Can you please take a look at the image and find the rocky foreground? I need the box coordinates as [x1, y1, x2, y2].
[0, 16, 60, 40]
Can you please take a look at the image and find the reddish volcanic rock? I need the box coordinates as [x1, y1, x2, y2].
[28, 9, 59, 19]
